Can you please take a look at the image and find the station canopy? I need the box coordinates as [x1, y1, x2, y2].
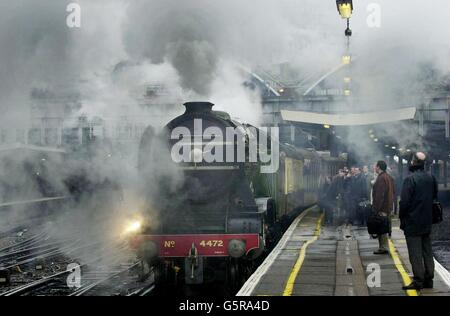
[281, 107, 416, 126]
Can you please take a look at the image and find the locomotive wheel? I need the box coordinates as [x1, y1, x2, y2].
[153, 261, 179, 291]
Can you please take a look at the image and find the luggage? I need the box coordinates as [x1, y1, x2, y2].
[432, 200, 443, 224]
[367, 212, 390, 235]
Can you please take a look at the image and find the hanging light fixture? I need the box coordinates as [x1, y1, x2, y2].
[336, 0, 353, 19]
[336, 1, 353, 37]
[342, 55, 351, 64]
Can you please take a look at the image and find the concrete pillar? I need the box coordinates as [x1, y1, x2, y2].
[418, 109, 424, 136]
[40, 119, 45, 145]
[398, 158, 403, 184]
[444, 160, 448, 188]
[446, 110, 450, 139]
[78, 127, 83, 145]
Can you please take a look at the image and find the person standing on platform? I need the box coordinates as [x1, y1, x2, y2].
[372, 160, 395, 255]
[363, 165, 373, 196]
[319, 176, 333, 225]
[342, 167, 353, 224]
[400, 152, 438, 290]
[353, 167, 370, 225]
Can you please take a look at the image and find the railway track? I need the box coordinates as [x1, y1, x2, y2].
[69, 262, 154, 296]
[0, 238, 151, 296]
[0, 199, 154, 296]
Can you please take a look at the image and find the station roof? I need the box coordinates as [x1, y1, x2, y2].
[280, 107, 417, 126]
[0, 144, 66, 154]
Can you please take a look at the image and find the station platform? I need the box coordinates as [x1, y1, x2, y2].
[238, 206, 450, 296]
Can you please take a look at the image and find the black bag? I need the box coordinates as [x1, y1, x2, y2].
[367, 213, 390, 235]
[432, 201, 443, 224]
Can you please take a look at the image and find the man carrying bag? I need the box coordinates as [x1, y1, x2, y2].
[369, 161, 395, 255]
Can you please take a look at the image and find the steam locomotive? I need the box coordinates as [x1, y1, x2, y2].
[132, 102, 345, 290]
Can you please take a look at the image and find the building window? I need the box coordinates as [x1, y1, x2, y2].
[45, 128, 58, 146]
[0, 129, 7, 144]
[16, 129, 25, 144]
[28, 128, 42, 145]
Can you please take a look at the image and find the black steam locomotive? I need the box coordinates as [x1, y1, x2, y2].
[132, 102, 345, 290]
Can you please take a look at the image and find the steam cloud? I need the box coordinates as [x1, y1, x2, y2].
[0, 0, 449, 262]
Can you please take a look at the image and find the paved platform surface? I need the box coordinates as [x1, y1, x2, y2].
[238, 206, 450, 296]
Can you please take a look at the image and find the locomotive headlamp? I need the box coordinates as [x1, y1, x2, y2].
[228, 239, 246, 258]
[123, 220, 142, 235]
[336, 0, 353, 19]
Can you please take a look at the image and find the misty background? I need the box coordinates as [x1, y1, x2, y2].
[0, 0, 449, 260]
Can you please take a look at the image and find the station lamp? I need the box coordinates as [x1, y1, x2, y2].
[342, 55, 351, 65]
[344, 77, 352, 84]
[336, 0, 353, 19]
[344, 89, 351, 96]
[336, 0, 353, 36]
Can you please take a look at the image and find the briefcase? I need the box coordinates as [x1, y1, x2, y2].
[432, 201, 443, 224]
[367, 213, 390, 235]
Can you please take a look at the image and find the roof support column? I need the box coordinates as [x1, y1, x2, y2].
[444, 160, 448, 188]
[446, 99, 450, 139]
[418, 108, 424, 137]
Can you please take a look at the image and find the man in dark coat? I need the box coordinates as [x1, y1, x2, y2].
[350, 167, 370, 225]
[319, 176, 333, 225]
[372, 160, 395, 254]
[342, 168, 353, 223]
[399, 152, 438, 290]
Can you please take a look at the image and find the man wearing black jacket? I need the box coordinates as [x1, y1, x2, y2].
[399, 152, 438, 290]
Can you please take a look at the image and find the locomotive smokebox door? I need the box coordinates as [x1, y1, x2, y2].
[184, 257, 204, 284]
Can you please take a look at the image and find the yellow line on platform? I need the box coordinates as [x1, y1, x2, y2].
[388, 239, 418, 296]
[282, 212, 324, 296]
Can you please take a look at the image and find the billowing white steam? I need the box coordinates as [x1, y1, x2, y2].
[0, 0, 449, 260]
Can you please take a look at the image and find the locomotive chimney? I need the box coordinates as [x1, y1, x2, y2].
[183, 102, 214, 114]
